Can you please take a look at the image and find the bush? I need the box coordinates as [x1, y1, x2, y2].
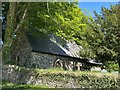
[105, 61, 119, 72]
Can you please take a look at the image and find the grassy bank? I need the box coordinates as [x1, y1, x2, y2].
[36, 68, 119, 78]
[2, 65, 120, 88]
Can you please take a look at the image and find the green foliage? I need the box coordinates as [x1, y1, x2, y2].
[105, 61, 119, 72]
[28, 2, 88, 40]
[88, 4, 120, 68]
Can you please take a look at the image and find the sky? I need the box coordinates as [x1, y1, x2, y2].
[79, 2, 118, 17]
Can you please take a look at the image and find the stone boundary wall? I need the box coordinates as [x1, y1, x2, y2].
[2, 65, 119, 88]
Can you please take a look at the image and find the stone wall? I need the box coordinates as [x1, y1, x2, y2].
[29, 52, 82, 71]
[2, 65, 119, 88]
[30, 52, 57, 69]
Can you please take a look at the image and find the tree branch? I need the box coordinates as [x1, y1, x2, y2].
[13, 3, 30, 35]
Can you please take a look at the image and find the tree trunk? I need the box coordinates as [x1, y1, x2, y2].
[2, 2, 30, 64]
[2, 2, 16, 64]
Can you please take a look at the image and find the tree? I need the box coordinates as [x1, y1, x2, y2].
[28, 2, 93, 58]
[2, 2, 30, 63]
[91, 4, 120, 72]
[2, 2, 95, 66]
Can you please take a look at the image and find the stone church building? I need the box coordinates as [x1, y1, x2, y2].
[11, 29, 102, 71]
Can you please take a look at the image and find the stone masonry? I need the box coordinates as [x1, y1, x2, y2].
[29, 52, 83, 71]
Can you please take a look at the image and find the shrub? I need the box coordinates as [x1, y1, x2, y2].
[105, 61, 119, 72]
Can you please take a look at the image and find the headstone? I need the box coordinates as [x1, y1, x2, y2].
[101, 69, 107, 73]
[91, 67, 101, 72]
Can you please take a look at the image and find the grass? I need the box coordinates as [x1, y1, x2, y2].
[6, 64, 119, 75]
[2, 80, 49, 89]
[35, 67, 119, 79]
[4, 64, 119, 79]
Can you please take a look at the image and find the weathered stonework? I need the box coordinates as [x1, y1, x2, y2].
[30, 52, 57, 69]
[2, 65, 119, 88]
[29, 52, 83, 71]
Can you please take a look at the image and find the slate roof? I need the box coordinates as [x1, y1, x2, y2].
[27, 29, 103, 66]
[27, 29, 82, 58]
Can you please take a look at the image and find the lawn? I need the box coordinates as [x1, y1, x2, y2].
[2, 80, 49, 89]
